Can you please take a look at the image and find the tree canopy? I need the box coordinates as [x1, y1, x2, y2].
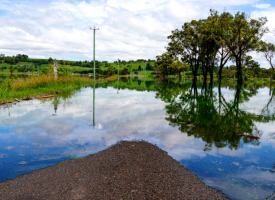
[163, 9, 269, 84]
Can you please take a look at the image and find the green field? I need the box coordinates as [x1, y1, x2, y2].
[0, 59, 156, 75]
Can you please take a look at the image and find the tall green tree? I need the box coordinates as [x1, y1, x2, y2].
[207, 10, 232, 82]
[216, 11, 268, 82]
[167, 20, 205, 81]
[258, 42, 275, 72]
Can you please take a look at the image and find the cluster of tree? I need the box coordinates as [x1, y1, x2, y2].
[145, 63, 154, 71]
[218, 54, 275, 79]
[15, 54, 28, 60]
[96, 66, 130, 76]
[136, 59, 147, 62]
[0, 66, 7, 71]
[16, 66, 40, 72]
[162, 9, 270, 84]
[103, 62, 112, 68]
[155, 54, 190, 82]
[126, 65, 132, 71]
[0, 65, 44, 74]
[4, 56, 19, 65]
[120, 59, 156, 63]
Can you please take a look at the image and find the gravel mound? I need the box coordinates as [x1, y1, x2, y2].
[0, 141, 227, 199]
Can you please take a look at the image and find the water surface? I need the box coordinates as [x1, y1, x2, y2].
[0, 78, 274, 200]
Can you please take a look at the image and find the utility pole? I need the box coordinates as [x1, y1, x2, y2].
[90, 26, 98, 129]
[118, 58, 119, 77]
[144, 61, 146, 77]
[90, 26, 99, 81]
[144, 61, 146, 90]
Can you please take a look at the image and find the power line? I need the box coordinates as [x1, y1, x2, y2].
[65, 0, 87, 22]
[56, 0, 87, 26]
[55, 0, 113, 60]
[66, 0, 91, 23]
[98, 31, 112, 57]
[61, 0, 112, 57]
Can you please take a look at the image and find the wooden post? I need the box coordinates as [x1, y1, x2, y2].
[233, 75, 235, 83]
[54, 59, 57, 78]
[255, 74, 257, 85]
[226, 75, 227, 82]
[271, 74, 273, 86]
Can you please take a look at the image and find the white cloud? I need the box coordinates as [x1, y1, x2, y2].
[252, 3, 271, 9]
[0, 0, 274, 63]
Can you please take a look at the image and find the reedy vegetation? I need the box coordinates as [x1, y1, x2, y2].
[0, 75, 94, 102]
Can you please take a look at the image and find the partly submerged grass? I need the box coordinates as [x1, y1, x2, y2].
[0, 75, 95, 102]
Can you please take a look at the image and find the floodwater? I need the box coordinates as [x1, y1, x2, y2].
[0, 78, 274, 200]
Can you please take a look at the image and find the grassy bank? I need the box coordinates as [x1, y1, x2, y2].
[0, 75, 95, 102]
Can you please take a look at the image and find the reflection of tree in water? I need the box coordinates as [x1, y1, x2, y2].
[100, 78, 157, 92]
[155, 80, 191, 103]
[49, 88, 83, 113]
[156, 81, 275, 150]
[261, 87, 275, 119]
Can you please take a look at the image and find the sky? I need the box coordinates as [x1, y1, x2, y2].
[1, 0, 275, 67]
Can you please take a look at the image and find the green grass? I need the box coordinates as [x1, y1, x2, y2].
[0, 60, 156, 75]
[0, 75, 95, 102]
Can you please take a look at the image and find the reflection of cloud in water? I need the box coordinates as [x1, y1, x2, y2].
[255, 122, 275, 144]
[207, 146, 249, 157]
[3, 87, 262, 161]
[168, 143, 249, 160]
[12, 120, 77, 142]
[1, 85, 275, 199]
[34, 120, 77, 136]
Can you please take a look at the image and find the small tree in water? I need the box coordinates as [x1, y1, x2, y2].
[156, 52, 173, 79]
[107, 66, 115, 76]
[9, 66, 14, 74]
[169, 58, 190, 82]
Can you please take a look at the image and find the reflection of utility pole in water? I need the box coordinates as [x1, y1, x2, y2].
[91, 26, 98, 128]
[54, 97, 58, 113]
[92, 83, 96, 128]
[117, 58, 119, 94]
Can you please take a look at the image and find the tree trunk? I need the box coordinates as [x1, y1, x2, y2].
[192, 69, 198, 81]
[178, 72, 182, 83]
[236, 57, 243, 85]
[210, 73, 213, 85]
[218, 68, 221, 83]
